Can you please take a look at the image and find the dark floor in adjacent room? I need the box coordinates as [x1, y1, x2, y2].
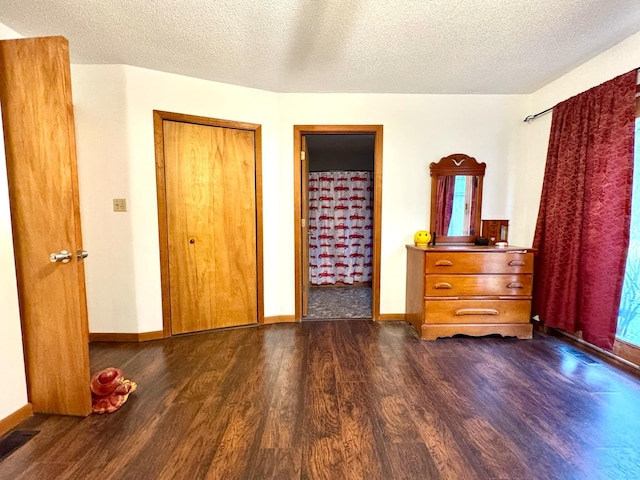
[305, 286, 372, 319]
[2, 321, 640, 479]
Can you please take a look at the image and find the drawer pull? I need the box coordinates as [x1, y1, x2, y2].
[435, 260, 453, 266]
[434, 282, 452, 289]
[507, 282, 524, 289]
[455, 308, 499, 316]
[508, 260, 526, 266]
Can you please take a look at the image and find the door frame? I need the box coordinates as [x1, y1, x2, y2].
[154, 110, 264, 337]
[293, 125, 383, 321]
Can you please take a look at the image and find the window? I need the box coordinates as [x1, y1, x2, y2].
[616, 116, 640, 346]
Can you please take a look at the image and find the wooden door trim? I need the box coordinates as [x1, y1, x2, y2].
[301, 137, 309, 317]
[293, 125, 383, 321]
[153, 110, 264, 337]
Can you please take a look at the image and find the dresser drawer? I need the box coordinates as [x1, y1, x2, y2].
[424, 299, 533, 324]
[425, 274, 533, 297]
[425, 252, 533, 274]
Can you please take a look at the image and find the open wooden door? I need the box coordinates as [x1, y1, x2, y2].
[301, 136, 310, 316]
[0, 36, 91, 416]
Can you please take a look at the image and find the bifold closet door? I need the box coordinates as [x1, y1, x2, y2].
[163, 120, 257, 334]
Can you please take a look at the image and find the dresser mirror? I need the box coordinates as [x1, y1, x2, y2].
[429, 153, 486, 244]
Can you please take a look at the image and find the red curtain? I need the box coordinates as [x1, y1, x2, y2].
[468, 176, 478, 235]
[436, 175, 456, 236]
[308, 171, 373, 285]
[532, 70, 637, 350]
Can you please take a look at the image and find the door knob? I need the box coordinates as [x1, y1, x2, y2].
[50, 250, 72, 263]
[77, 250, 89, 261]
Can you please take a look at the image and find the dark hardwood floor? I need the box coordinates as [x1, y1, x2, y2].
[2, 321, 640, 479]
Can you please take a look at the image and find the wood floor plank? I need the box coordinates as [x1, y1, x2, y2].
[300, 322, 346, 479]
[249, 448, 302, 479]
[336, 381, 389, 480]
[154, 402, 230, 480]
[331, 320, 369, 382]
[205, 354, 280, 478]
[301, 436, 346, 480]
[386, 442, 439, 480]
[373, 394, 422, 444]
[305, 321, 338, 394]
[260, 327, 307, 449]
[14, 462, 73, 480]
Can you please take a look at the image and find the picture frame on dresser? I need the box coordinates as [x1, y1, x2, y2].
[481, 219, 509, 244]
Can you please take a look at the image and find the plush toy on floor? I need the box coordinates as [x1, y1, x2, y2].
[90, 367, 137, 414]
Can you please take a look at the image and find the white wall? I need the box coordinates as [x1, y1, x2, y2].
[279, 93, 525, 313]
[513, 31, 640, 247]
[0, 25, 29, 422]
[72, 65, 138, 332]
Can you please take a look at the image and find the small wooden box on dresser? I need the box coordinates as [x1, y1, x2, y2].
[405, 244, 535, 340]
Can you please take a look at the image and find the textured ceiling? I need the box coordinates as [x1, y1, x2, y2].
[1, 0, 640, 94]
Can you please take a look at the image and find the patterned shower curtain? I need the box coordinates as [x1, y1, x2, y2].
[308, 171, 373, 285]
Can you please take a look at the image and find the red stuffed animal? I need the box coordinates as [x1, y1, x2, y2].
[90, 367, 137, 414]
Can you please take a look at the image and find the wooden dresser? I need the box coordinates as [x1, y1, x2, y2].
[405, 245, 535, 340]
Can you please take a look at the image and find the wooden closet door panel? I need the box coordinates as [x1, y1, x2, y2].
[0, 36, 91, 415]
[211, 127, 257, 328]
[164, 121, 217, 334]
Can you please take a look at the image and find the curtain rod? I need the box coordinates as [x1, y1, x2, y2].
[524, 74, 640, 123]
[523, 106, 553, 123]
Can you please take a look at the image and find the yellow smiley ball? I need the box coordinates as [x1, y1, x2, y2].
[414, 230, 431, 246]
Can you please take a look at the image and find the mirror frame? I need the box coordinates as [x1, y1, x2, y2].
[429, 153, 486, 244]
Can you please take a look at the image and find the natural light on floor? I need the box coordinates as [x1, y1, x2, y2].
[617, 118, 640, 346]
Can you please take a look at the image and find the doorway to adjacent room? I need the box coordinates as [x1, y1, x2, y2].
[293, 125, 383, 321]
